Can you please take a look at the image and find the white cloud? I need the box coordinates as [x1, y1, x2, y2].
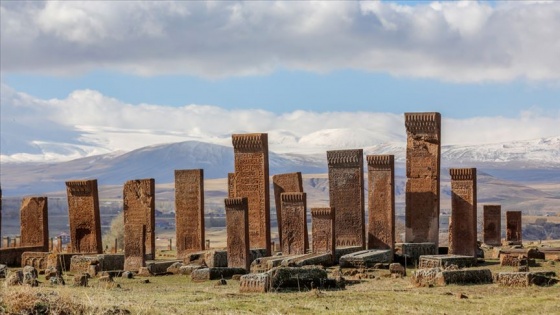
[1, 1, 560, 82]
[1, 84, 558, 162]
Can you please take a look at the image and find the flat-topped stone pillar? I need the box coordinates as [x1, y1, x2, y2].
[175, 169, 205, 259]
[366, 155, 395, 254]
[232, 133, 271, 256]
[123, 178, 155, 260]
[280, 192, 308, 255]
[20, 197, 49, 251]
[449, 168, 477, 257]
[404, 112, 441, 247]
[311, 207, 335, 256]
[327, 149, 365, 249]
[66, 180, 102, 254]
[506, 211, 522, 244]
[272, 172, 303, 250]
[483, 205, 501, 246]
[225, 197, 250, 270]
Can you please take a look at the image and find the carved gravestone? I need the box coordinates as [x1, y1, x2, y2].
[124, 225, 146, 271]
[506, 211, 522, 243]
[227, 173, 236, 198]
[175, 170, 205, 259]
[20, 197, 49, 251]
[225, 197, 250, 270]
[280, 192, 308, 255]
[273, 173, 303, 249]
[123, 178, 155, 260]
[404, 112, 441, 246]
[366, 155, 395, 253]
[449, 168, 477, 257]
[327, 149, 365, 249]
[66, 180, 102, 253]
[232, 133, 271, 255]
[311, 207, 335, 255]
[483, 205, 501, 246]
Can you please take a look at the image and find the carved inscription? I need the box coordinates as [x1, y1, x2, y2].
[280, 192, 308, 255]
[506, 211, 522, 242]
[404, 112, 441, 246]
[124, 224, 146, 271]
[232, 133, 270, 255]
[227, 173, 236, 198]
[225, 197, 250, 270]
[66, 180, 102, 253]
[483, 205, 501, 246]
[327, 149, 365, 249]
[175, 170, 205, 259]
[20, 197, 49, 251]
[311, 207, 335, 256]
[272, 172, 303, 249]
[449, 168, 477, 257]
[123, 178, 155, 260]
[366, 155, 395, 253]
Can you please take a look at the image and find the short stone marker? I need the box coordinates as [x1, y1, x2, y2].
[311, 207, 335, 257]
[20, 197, 49, 251]
[272, 172, 303, 251]
[225, 197, 250, 270]
[506, 211, 522, 244]
[483, 205, 501, 246]
[66, 180, 103, 254]
[280, 192, 308, 255]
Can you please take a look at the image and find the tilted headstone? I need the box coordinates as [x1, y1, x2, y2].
[123, 178, 155, 260]
[232, 133, 271, 255]
[327, 149, 365, 248]
[280, 192, 308, 255]
[225, 197, 250, 270]
[366, 155, 395, 253]
[20, 197, 49, 251]
[175, 170, 205, 259]
[449, 168, 477, 257]
[404, 112, 441, 246]
[66, 180, 102, 253]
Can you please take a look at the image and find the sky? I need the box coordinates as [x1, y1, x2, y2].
[1, 0, 559, 162]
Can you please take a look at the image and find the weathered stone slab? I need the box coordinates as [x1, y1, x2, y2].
[250, 255, 301, 273]
[506, 211, 522, 243]
[144, 260, 183, 276]
[496, 272, 558, 287]
[66, 180, 103, 253]
[280, 253, 333, 267]
[334, 246, 363, 264]
[268, 266, 328, 291]
[366, 155, 395, 254]
[273, 172, 303, 247]
[239, 273, 271, 293]
[311, 207, 335, 257]
[418, 255, 477, 269]
[232, 133, 271, 255]
[20, 197, 49, 251]
[327, 149, 365, 248]
[483, 205, 501, 246]
[225, 197, 250, 269]
[395, 242, 437, 264]
[175, 169, 205, 259]
[0, 246, 46, 267]
[123, 178, 155, 260]
[21, 252, 50, 269]
[435, 269, 493, 285]
[449, 168, 477, 257]
[339, 249, 392, 268]
[405, 113, 441, 247]
[191, 267, 247, 282]
[70, 254, 125, 274]
[184, 250, 228, 268]
[124, 224, 146, 271]
[280, 192, 308, 255]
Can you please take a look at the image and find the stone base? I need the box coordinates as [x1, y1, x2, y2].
[21, 252, 50, 269]
[191, 267, 247, 282]
[334, 247, 363, 264]
[280, 253, 333, 267]
[395, 243, 437, 265]
[418, 255, 477, 269]
[339, 250, 392, 268]
[435, 269, 493, 285]
[145, 260, 182, 276]
[496, 272, 558, 287]
[239, 273, 270, 293]
[184, 250, 228, 268]
[268, 266, 328, 291]
[70, 254, 124, 275]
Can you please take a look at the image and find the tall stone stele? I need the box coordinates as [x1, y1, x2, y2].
[366, 155, 395, 253]
[311, 207, 335, 256]
[231, 133, 271, 256]
[225, 197, 250, 270]
[66, 179, 103, 253]
[280, 192, 308, 255]
[483, 205, 501, 246]
[327, 149, 365, 249]
[272, 172, 303, 249]
[449, 168, 477, 257]
[123, 178, 156, 260]
[404, 112, 441, 247]
[175, 169, 205, 258]
[20, 197, 49, 251]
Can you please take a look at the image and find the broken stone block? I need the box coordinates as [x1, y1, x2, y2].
[166, 262, 184, 274]
[434, 269, 493, 285]
[268, 266, 328, 291]
[280, 253, 333, 267]
[0, 264, 7, 278]
[389, 263, 406, 276]
[179, 264, 204, 275]
[395, 243, 437, 265]
[145, 260, 182, 276]
[339, 249, 392, 268]
[239, 273, 271, 293]
[496, 272, 558, 287]
[334, 246, 363, 264]
[5, 270, 24, 286]
[184, 250, 228, 268]
[411, 268, 442, 287]
[74, 273, 88, 287]
[70, 254, 125, 274]
[191, 267, 247, 282]
[418, 255, 477, 269]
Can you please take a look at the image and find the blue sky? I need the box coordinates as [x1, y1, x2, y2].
[1, 0, 559, 162]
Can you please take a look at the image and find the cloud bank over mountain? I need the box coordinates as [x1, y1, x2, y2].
[2, 1, 560, 82]
[1, 84, 559, 163]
